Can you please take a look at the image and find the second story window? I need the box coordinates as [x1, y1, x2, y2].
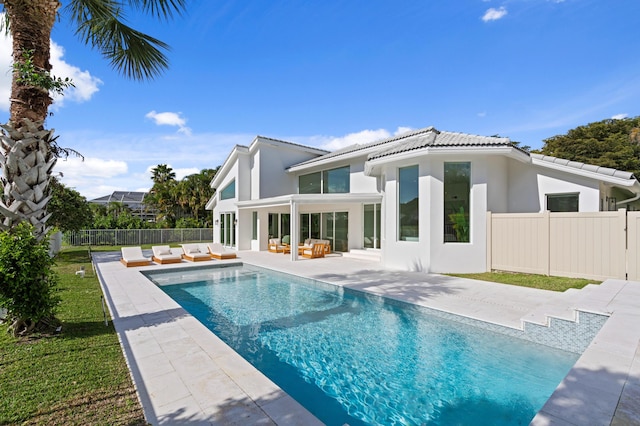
[220, 179, 235, 200]
[299, 166, 350, 194]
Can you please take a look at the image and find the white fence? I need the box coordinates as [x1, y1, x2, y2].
[488, 210, 640, 281]
[64, 228, 213, 247]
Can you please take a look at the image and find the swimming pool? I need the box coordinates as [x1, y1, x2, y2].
[146, 264, 582, 426]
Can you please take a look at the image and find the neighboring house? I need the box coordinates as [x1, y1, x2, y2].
[89, 191, 156, 222]
[206, 127, 640, 273]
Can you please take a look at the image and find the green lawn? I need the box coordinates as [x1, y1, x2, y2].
[447, 271, 598, 292]
[0, 247, 146, 425]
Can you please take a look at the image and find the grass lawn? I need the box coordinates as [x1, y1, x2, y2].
[0, 246, 146, 425]
[447, 271, 598, 292]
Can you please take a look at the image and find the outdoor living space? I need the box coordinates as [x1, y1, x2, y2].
[94, 249, 640, 425]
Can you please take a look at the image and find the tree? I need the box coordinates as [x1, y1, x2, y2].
[47, 177, 93, 232]
[151, 163, 176, 184]
[0, 1, 186, 241]
[537, 117, 640, 177]
[0, 0, 186, 335]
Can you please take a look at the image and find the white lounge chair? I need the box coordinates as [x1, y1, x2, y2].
[207, 243, 237, 260]
[120, 247, 152, 267]
[152, 245, 182, 264]
[181, 244, 212, 262]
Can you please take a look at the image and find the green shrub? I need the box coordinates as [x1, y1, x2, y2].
[0, 223, 60, 335]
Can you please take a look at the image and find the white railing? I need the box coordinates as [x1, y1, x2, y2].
[64, 228, 213, 246]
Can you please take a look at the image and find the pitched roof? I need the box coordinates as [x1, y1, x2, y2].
[531, 153, 636, 180]
[290, 127, 517, 169]
[367, 128, 515, 160]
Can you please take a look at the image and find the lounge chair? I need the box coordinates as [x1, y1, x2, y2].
[181, 243, 212, 262]
[207, 243, 237, 260]
[152, 245, 182, 264]
[120, 247, 152, 267]
[301, 243, 326, 259]
[268, 238, 285, 253]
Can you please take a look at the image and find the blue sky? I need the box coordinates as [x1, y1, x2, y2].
[1, 0, 639, 200]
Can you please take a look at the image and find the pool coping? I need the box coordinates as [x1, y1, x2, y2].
[93, 250, 640, 425]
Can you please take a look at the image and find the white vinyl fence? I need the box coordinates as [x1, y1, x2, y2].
[64, 228, 213, 247]
[488, 210, 640, 281]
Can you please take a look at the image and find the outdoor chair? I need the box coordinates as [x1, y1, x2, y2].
[301, 243, 326, 259]
[207, 243, 237, 260]
[181, 244, 213, 262]
[268, 238, 285, 253]
[120, 247, 152, 267]
[152, 245, 182, 264]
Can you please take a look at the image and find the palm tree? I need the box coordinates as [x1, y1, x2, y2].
[151, 163, 176, 184]
[0, 0, 186, 240]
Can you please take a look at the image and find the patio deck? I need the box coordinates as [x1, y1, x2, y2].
[93, 249, 640, 425]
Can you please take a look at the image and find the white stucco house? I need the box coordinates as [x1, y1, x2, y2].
[206, 127, 640, 273]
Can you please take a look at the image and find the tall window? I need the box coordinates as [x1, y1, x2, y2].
[268, 213, 290, 239]
[547, 193, 579, 212]
[364, 203, 381, 249]
[220, 179, 235, 200]
[252, 211, 258, 239]
[219, 212, 236, 247]
[444, 162, 470, 243]
[299, 166, 350, 194]
[398, 165, 419, 241]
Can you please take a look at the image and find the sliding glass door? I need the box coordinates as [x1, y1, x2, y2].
[219, 212, 236, 247]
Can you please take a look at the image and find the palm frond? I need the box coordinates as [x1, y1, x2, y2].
[65, 0, 185, 80]
[128, 0, 187, 20]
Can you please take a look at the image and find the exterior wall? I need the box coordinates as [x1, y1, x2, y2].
[380, 155, 504, 273]
[428, 155, 491, 274]
[350, 158, 378, 193]
[213, 160, 240, 244]
[379, 158, 432, 272]
[251, 150, 260, 200]
[507, 162, 601, 213]
[259, 144, 321, 199]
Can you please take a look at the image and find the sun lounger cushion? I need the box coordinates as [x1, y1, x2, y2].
[120, 247, 151, 267]
[207, 243, 237, 260]
[152, 245, 182, 264]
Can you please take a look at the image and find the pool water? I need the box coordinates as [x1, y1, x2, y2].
[148, 265, 579, 426]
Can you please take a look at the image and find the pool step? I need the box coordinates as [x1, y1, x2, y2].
[342, 249, 382, 262]
[521, 281, 619, 327]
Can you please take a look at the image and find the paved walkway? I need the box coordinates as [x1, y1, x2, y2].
[93, 249, 640, 425]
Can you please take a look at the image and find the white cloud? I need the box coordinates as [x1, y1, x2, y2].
[477, 111, 487, 118]
[482, 7, 508, 22]
[146, 110, 192, 136]
[0, 21, 101, 111]
[319, 127, 413, 151]
[50, 42, 102, 107]
[54, 157, 128, 178]
[612, 113, 628, 120]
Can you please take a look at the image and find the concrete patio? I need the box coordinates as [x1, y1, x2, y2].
[93, 249, 640, 425]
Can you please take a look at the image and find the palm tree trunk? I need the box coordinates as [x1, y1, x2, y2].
[0, 0, 60, 239]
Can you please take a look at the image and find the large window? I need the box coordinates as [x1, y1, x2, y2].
[299, 172, 321, 194]
[299, 166, 350, 194]
[268, 213, 290, 240]
[547, 193, 579, 212]
[398, 165, 419, 241]
[323, 166, 350, 193]
[444, 162, 470, 243]
[220, 179, 235, 200]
